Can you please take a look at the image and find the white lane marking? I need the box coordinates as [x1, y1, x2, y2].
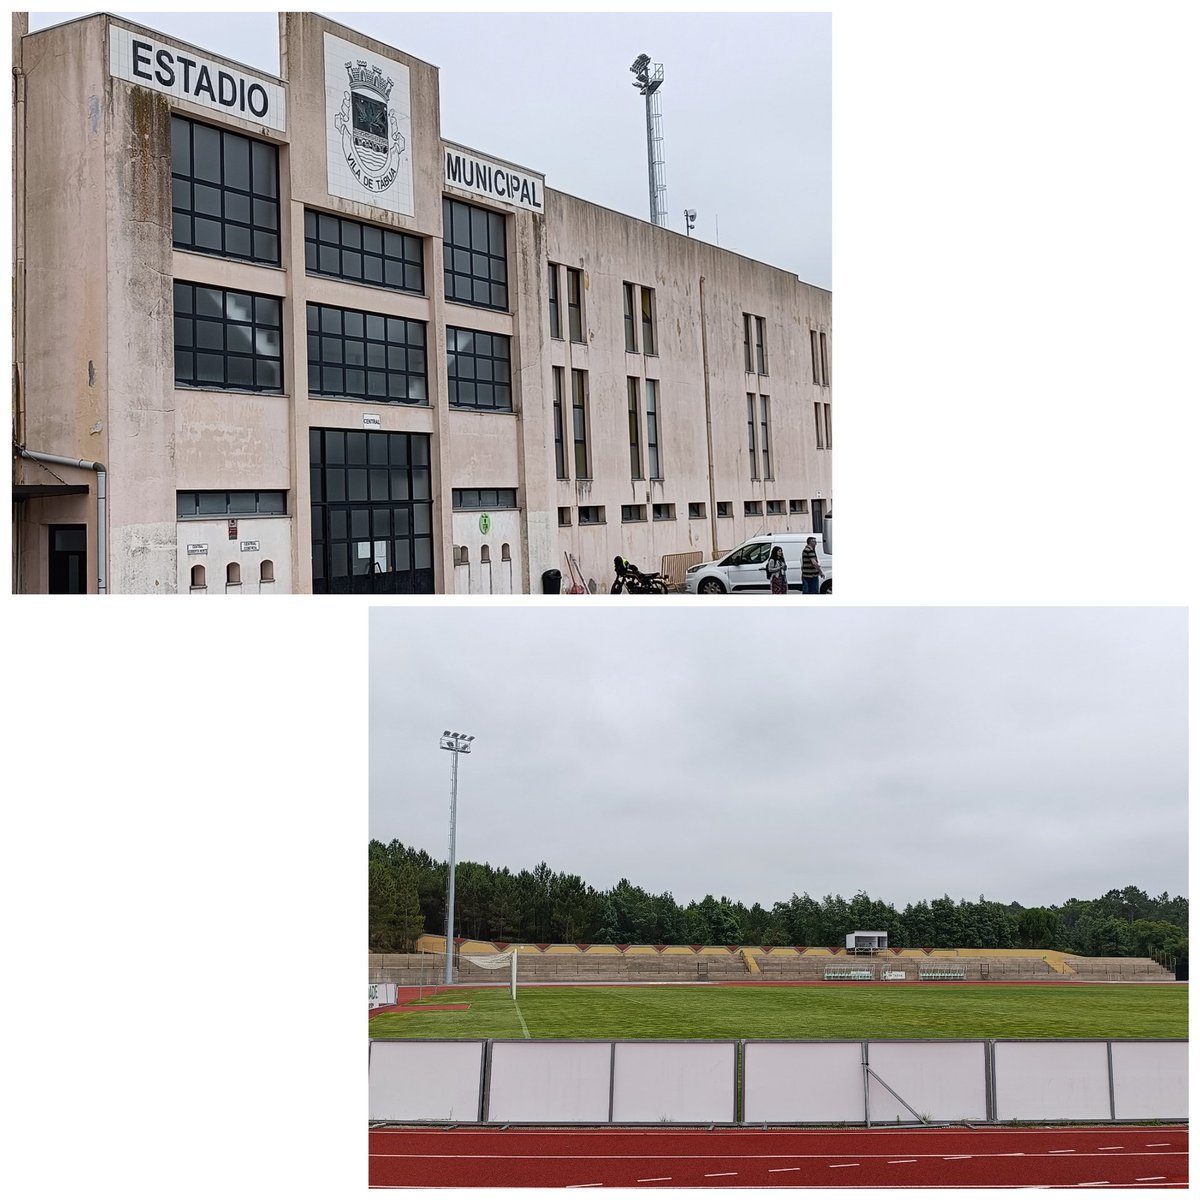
[637, 1178, 671, 1183]
[888, 1159, 918, 1164]
[1146, 1143, 1171, 1148]
[1078, 1182, 1109, 1187]
[1048, 1149, 1077, 1154]
[829, 1163, 859, 1168]
[565, 1184, 602, 1189]
[704, 1173, 737, 1178]
[943, 1155, 972, 1160]
[1136, 1178, 1166, 1183]
[767, 1167, 802, 1173]
[1098, 1146, 1123, 1150]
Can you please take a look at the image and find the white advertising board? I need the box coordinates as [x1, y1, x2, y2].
[993, 1041, 1111, 1121]
[867, 1041, 987, 1122]
[611, 1042, 736, 1123]
[324, 33, 414, 216]
[368, 1040, 484, 1122]
[368, 982, 397, 1008]
[110, 26, 285, 132]
[743, 1041, 864, 1123]
[1110, 1041, 1187, 1119]
[487, 1041, 612, 1123]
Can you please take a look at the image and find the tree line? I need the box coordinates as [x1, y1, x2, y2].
[368, 839, 1188, 971]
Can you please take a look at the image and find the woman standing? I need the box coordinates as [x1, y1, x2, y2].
[765, 545, 789, 595]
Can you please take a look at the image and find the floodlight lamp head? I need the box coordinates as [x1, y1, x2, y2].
[442, 730, 451, 737]
[631, 53, 650, 75]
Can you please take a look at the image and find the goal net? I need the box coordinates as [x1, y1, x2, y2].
[462, 950, 518, 999]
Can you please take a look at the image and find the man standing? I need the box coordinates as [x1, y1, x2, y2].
[801, 536, 825, 594]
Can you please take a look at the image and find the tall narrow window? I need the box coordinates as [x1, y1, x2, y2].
[567, 268, 584, 342]
[641, 287, 657, 355]
[755, 316, 768, 375]
[645, 379, 661, 479]
[748, 394, 759, 479]
[548, 264, 561, 339]
[627, 377, 643, 479]
[820, 331, 829, 386]
[760, 395, 772, 480]
[814, 402, 825, 449]
[553, 366, 567, 479]
[443, 198, 508, 310]
[572, 369, 590, 478]
[824, 403, 832, 449]
[744, 314, 754, 374]
[623, 282, 638, 352]
[811, 330, 820, 385]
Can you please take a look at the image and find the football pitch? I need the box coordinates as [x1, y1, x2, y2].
[369, 983, 1187, 1042]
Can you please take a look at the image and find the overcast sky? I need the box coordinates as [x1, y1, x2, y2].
[31, 9, 831, 287]
[370, 606, 1187, 911]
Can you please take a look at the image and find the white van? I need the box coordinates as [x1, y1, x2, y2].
[684, 532, 832, 595]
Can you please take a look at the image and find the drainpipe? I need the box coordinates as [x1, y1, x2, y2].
[698, 276, 718, 560]
[16, 447, 108, 594]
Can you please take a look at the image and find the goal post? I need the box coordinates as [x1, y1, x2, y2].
[462, 949, 518, 999]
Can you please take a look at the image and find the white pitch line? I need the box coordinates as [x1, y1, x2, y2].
[512, 998, 530, 1039]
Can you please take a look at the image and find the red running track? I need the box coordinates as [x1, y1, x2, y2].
[369, 1125, 1187, 1188]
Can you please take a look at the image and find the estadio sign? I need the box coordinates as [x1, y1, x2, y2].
[109, 27, 286, 132]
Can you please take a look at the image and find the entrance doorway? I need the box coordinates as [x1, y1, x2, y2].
[309, 428, 435, 594]
[48, 525, 87, 593]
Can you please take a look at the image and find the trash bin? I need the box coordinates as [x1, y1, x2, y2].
[541, 568, 562, 594]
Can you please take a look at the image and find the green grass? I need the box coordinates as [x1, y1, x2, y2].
[369, 983, 1187, 1042]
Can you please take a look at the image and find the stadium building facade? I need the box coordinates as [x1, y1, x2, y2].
[11, 12, 832, 594]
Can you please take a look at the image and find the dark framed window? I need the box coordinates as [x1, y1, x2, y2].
[578, 505, 604, 526]
[717, 501, 733, 518]
[307, 303, 427, 405]
[176, 491, 287, 518]
[641, 287, 657, 356]
[621, 504, 646, 523]
[790, 498, 808, 514]
[814, 402, 825, 449]
[548, 264, 562, 338]
[820, 331, 829, 386]
[747, 394, 758, 480]
[688, 502, 706, 520]
[557, 506, 572, 527]
[174, 283, 282, 391]
[623, 282, 638, 352]
[745, 500, 763, 516]
[443, 198, 507, 310]
[452, 488, 517, 509]
[309, 428, 434, 595]
[744, 314, 753, 373]
[572, 369, 590, 479]
[645, 379, 661, 479]
[755, 316, 768, 375]
[304, 209, 423, 293]
[567, 268, 584, 342]
[760, 395, 772, 480]
[552, 366, 567, 479]
[447, 327, 512, 412]
[766, 499, 784, 515]
[171, 115, 279, 264]
[628, 377, 643, 480]
[824, 402, 833, 449]
[652, 503, 674, 521]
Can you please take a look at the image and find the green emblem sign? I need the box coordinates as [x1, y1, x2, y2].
[479, 513, 492, 535]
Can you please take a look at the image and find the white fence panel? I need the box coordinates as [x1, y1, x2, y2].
[867, 1040, 987, 1122]
[993, 1041, 1111, 1121]
[743, 1041, 864, 1123]
[487, 1041, 612, 1123]
[1111, 1041, 1187, 1120]
[368, 1040, 485, 1122]
[611, 1041, 736, 1123]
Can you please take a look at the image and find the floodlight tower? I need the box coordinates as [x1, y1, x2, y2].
[630, 53, 668, 228]
[439, 730, 475, 984]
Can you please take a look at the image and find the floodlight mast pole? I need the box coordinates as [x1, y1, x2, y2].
[439, 731, 475, 985]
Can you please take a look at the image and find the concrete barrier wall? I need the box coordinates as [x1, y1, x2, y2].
[367, 1038, 1187, 1125]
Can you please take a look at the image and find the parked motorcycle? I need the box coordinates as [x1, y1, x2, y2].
[611, 555, 669, 594]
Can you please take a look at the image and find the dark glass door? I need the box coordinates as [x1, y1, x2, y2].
[309, 428, 435, 594]
[48, 525, 87, 594]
